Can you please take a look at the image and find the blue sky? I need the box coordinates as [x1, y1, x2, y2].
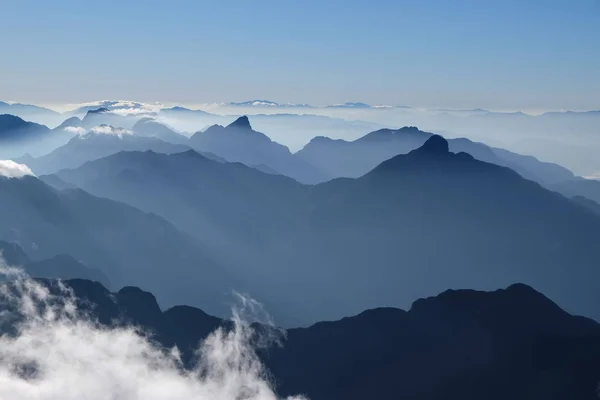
[1, 0, 599, 110]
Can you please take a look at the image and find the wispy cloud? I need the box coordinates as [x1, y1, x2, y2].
[63, 126, 87, 135]
[0, 259, 305, 400]
[90, 125, 132, 136]
[0, 160, 35, 178]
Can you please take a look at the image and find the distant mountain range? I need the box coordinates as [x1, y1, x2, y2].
[0, 101, 63, 126]
[45, 136, 600, 325]
[296, 126, 575, 185]
[0, 114, 50, 142]
[0, 174, 235, 316]
[50, 149, 306, 284]
[4, 99, 600, 177]
[189, 116, 327, 183]
[4, 277, 599, 400]
[3, 111, 600, 324]
[132, 117, 189, 144]
[0, 114, 73, 158]
[227, 100, 314, 108]
[65, 100, 157, 118]
[19, 126, 192, 174]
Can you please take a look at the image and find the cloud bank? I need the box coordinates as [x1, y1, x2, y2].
[90, 125, 133, 136]
[0, 259, 304, 400]
[63, 126, 87, 135]
[0, 160, 35, 178]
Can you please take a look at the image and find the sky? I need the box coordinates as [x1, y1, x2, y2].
[0, 0, 599, 111]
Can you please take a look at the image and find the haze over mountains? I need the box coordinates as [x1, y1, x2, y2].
[1, 98, 600, 398]
[3, 99, 600, 176]
[2, 103, 600, 324]
[14, 131, 594, 325]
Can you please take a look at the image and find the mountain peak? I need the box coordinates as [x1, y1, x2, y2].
[86, 107, 110, 115]
[415, 134, 449, 154]
[227, 115, 252, 130]
[0, 114, 27, 128]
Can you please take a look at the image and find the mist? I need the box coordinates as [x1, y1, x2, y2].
[0, 260, 305, 400]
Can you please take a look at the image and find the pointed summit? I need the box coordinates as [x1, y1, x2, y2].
[227, 115, 252, 130]
[416, 134, 449, 154]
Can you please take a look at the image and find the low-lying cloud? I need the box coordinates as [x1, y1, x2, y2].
[63, 126, 87, 135]
[90, 125, 132, 136]
[0, 160, 35, 178]
[0, 259, 305, 400]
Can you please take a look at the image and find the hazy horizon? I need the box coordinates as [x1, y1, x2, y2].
[2, 98, 598, 116]
[1, 0, 599, 111]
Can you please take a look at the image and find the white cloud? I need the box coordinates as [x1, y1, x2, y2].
[90, 125, 133, 136]
[110, 107, 156, 116]
[0, 160, 35, 178]
[63, 126, 87, 135]
[0, 259, 305, 400]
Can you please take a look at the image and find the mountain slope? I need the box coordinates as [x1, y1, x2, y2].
[0, 114, 50, 141]
[296, 126, 575, 185]
[80, 108, 143, 129]
[4, 278, 600, 400]
[0, 240, 109, 286]
[0, 101, 62, 126]
[53, 136, 600, 325]
[551, 178, 600, 205]
[189, 116, 326, 183]
[23, 127, 191, 174]
[53, 149, 308, 293]
[295, 135, 600, 321]
[0, 114, 71, 158]
[0, 175, 235, 315]
[132, 117, 188, 144]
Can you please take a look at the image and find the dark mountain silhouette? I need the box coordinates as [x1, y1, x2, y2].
[54, 116, 82, 130]
[52, 136, 600, 325]
[4, 278, 600, 400]
[0, 114, 50, 142]
[293, 135, 600, 321]
[0, 175, 235, 316]
[296, 126, 575, 185]
[53, 150, 307, 290]
[189, 116, 327, 183]
[22, 127, 191, 174]
[0, 240, 109, 286]
[0, 114, 70, 158]
[131, 117, 189, 144]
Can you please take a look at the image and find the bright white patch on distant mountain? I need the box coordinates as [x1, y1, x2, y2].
[326, 102, 372, 109]
[64, 126, 87, 135]
[0, 160, 35, 178]
[226, 100, 313, 108]
[90, 125, 132, 137]
[66, 100, 164, 116]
